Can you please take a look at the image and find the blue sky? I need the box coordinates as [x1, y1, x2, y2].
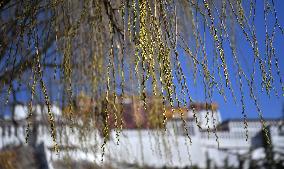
[1, 1, 283, 121]
[180, 0, 284, 120]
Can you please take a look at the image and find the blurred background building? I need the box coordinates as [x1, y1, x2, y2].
[0, 98, 283, 169]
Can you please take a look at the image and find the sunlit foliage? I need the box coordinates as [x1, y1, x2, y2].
[0, 0, 283, 157]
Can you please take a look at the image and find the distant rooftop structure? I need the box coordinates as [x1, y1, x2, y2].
[13, 105, 62, 121]
[189, 102, 219, 111]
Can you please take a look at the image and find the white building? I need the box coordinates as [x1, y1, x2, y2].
[0, 103, 283, 169]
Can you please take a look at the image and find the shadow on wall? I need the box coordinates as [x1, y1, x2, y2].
[0, 143, 49, 169]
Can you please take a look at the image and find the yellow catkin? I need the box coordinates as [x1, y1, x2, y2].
[34, 35, 59, 152]
[101, 20, 114, 161]
[25, 63, 37, 144]
[203, 0, 230, 87]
